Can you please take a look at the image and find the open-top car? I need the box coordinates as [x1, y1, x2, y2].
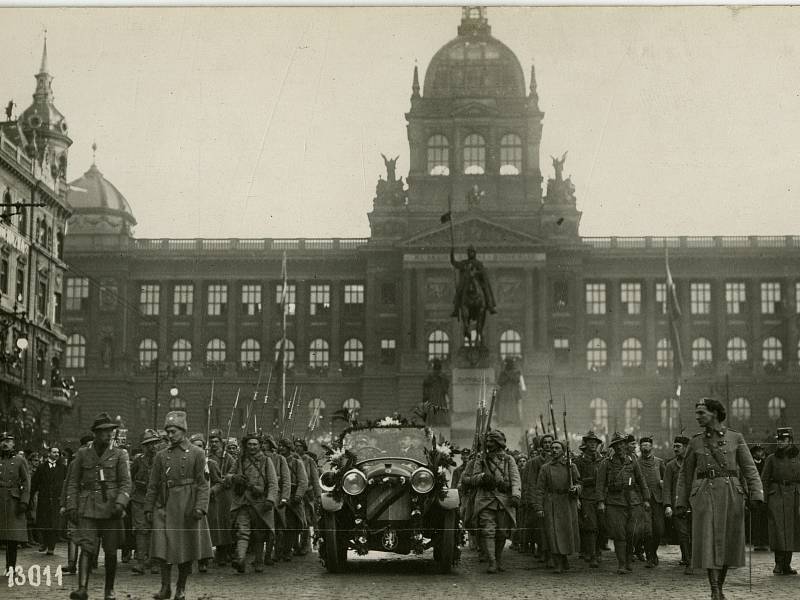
[317, 419, 460, 573]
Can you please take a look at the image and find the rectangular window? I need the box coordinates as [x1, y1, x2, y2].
[310, 284, 331, 316]
[139, 284, 160, 316]
[620, 282, 642, 315]
[553, 337, 570, 364]
[207, 284, 228, 316]
[276, 283, 296, 316]
[585, 282, 606, 315]
[53, 292, 62, 324]
[0, 257, 8, 295]
[36, 276, 47, 316]
[344, 283, 365, 306]
[66, 277, 89, 311]
[15, 261, 25, 304]
[761, 281, 781, 314]
[553, 280, 569, 311]
[726, 282, 746, 315]
[690, 282, 712, 315]
[173, 284, 194, 316]
[655, 282, 668, 315]
[241, 284, 262, 316]
[380, 282, 396, 305]
[380, 338, 396, 365]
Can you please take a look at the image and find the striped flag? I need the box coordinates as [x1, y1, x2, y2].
[665, 248, 683, 394]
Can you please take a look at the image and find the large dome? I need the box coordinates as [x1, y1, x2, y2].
[423, 10, 525, 99]
[67, 163, 136, 235]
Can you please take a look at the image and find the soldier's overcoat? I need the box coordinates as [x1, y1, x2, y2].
[761, 447, 800, 551]
[0, 452, 30, 542]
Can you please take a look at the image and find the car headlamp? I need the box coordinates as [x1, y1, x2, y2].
[319, 470, 336, 492]
[342, 469, 367, 496]
[411, 467, 435, 494]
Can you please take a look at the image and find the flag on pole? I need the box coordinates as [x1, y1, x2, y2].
[665, 248, 683, 394]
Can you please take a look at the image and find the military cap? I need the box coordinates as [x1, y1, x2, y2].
[90, 412, 119, 431]
[673, 435, 690, 446]
[79, 434, 94, 446]
[750, 443, 765, 452]
[164, 411, 188, 431]
[140, 429, 160, 445]
[777, 427, 794, 440]
[608, 431, 627, 447]
[0, 431, 13, 441]
[241, 432, 260, 444]
[695, 397, 726, 421]
[625, 433, 636, 444]
[278, 437, 294, 449]
[486, 429, 507, 448]
[294, 438, 308, 451]
[209, 428, 224, 442]
[189, 433, 205, 445]
[262, 434, 278, 450]
[639, 436, 654, 445]
[582, 431, 603, 445]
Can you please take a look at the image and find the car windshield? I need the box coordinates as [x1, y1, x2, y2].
[341, 427, 431, 462]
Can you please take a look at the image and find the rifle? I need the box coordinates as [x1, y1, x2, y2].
[258, 367, 274, 433]
[547, 375, 558, 440]
[205, 378, 215, 458]
[562, 394, 574, 487]
[224, 388, 241, 457]
[539, 414, 547, 438]
[290, 386, 302, 440]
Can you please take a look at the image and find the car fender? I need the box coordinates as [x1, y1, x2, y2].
[437, 488, 459, 511]
[321, 492, 344, 512]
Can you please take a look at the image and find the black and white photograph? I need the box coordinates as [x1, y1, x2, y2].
[1, 4, 800, 599]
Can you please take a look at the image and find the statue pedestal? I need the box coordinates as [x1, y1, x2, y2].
[450, 367, 495, 449]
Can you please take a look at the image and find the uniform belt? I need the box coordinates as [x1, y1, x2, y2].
[80, 482, 117, 491]
[166, 478, 195, 488]
[695, 469, 738, 479]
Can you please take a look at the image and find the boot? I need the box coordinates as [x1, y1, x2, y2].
[174, 562, 190, 600]
[563, 555, 570, 571]
[5, 541, 18, 571]
[152, 562, 172, 600]
[718, 566, 728, 600]
[69, 551, 92, 600]
[586, 533, 599, 567]
[64, 541, 78, 574]
[614, 540, 627, 575]
[544, 550, 555, 569]
[197, 558, 208, 573]
[103, 553, 118, 600]
[232, 539, 248, 573]
[484, 537, 497, 574]
[786, 552, 798, 575]
[252, 536, 265, 573]
[774, 552, 784, 574]
[494, 537, 506, 572]
[215, 545, 229, 567]
[553, 554, 564, 574]
[707, 569, 721, 600]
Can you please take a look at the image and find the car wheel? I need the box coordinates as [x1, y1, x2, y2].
[434, 509, 456, 574]
[321, 511, 347, 573]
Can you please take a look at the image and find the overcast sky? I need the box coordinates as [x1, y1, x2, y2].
[2, 6, 800, 239]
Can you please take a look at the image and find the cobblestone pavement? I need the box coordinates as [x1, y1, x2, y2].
[5, 543, 798, 600]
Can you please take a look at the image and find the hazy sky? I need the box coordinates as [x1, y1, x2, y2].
[2, 6, 800, 239]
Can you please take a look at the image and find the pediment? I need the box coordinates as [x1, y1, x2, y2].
[450, 102, 498, 118]
[402, 216, 542, 249]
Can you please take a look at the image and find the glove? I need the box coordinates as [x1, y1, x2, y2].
[191, 508, 204, 521]
[66, 508, 78, 524]
[279, 498, 288, 506]
[597, 501, 606, 513]
[145, 511, 153, 524]
[643, 501, 651, 512]
[664, 506, 673, 518]
[16, 502, 28, 516]
[508, 495, 520, 508]
[111, 503, 125, 518]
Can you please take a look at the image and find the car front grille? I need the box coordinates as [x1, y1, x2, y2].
[366, 485, 411, 521]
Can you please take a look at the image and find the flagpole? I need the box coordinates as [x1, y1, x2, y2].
[280, 250, 288, 428]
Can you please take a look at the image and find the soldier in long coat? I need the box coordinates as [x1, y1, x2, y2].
[663, 435, 693, 574]
[521, 434, 553, 565]
[145, 411, 213, 600]
[574, 431, 604, 568]
[761, 427, 800, 575]
[532, 440, 581, 573]
[676, 398, 764, 600]
[460, 430, 521, 573]
[31, 445, 66, 554]
[597, 432, 651, 575]
[638, 436, 665, 568]
[0, 431, 30, 572]
[207, 429, 235, 565]
[64, 414, 131, 600]
[276, 438, 308, 562]
[294, 438, 320, 555]
[749, 443, 770, 550]
[262, 435, 291, 564]
[129, 429, 160, 574]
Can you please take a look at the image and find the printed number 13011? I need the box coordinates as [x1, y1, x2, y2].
[6, 565, 63, 587]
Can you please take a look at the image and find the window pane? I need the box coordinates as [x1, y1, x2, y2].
[499, 330, 522, 360]
[241, 284, 262, 316]
[726, 282, 746, 315]
[309, 338, 330, 368]
[343, 338, 364, 367]
[240, 339, 261, 368]
[656, 338, 673, 369]
[428, 330, 450, 361]
[344, 284, 365, 305]
[173, 284, 194, 316]
[761, 282, 781, 314]
[690, 282, 711, 315]
[66, 277, 89, 311]
[171, 339, 192, 367]
[726, 337, 748, 364]
[691, 337, 713, 366]
[620, 282, 642, 315]
[499, 133, 522, 175]
[310, 284, 331, 316]
[585, 283, 607, 315]
[140, 284, 160, 316]
[587, 338, 607, 370]
[207, 284, 228, 316]
[65, 334, 86, 369]
[138, 339, 158, 368]
[463, 133, 486, 175]
[427, 135, 450, 176]
[621, 337, 643, 368]
[276, 283, 296, 316]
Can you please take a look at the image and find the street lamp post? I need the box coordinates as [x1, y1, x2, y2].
[152, 357, 182, 429]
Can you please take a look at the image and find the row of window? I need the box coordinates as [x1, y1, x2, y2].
[581, 280, 794, 316]
[1, 189, 65, 258]
[589, 395, 787, 433]
[426, 133, 523, 176]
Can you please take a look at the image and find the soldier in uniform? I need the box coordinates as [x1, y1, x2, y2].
[638, 436, 665, 568]
[261, 435, 290, 564]
[64, 413, 131, 600]
[294, 438, 320, 556]
[60, 434, 93, 575]
[31, 445, 66, 555]
[0, 431, 30, 572]
[129, 429, 160, 575]
[460, 430, 521, 573]
[597, 432, 650, 575]
[276, 438, 308, 562]
[574, 431, 604, 567]
[207, 429, 235, 566]
[761, 427, 800, 575]
[663, 435, 693, 574]
[227, 432, 278, 573]
[145, 411, 213, 600]
[521, 433, 553, 565]
[675, 398, 764, 600]
[749, 443, 770, 551]
[532, 439, 581, 573]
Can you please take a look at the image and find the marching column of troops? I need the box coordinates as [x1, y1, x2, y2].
[457, 397, 800, 600]
[0, 410, 321, 600]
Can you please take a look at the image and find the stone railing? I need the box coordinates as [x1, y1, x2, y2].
[582, 235, 800, 250]
[132, 238, 370, 252]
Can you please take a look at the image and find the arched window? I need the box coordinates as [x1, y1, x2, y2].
[499, 330, 522, 360]
[768, 396, 786, 421]
[656, 338, 673, 370]
[343, 338, 364, 368]
[463, 133, 486, 175]
[621, 337, 643, 368]
[342, 397, 361, 420]
[586, 338, 607, 371]
[171, 339, 192, 367]
[499, 133, 522, 175]
[762, 336, 783, 366]
[731, 397, 751, 422]
[660, 398, 680, 429]
[590, 398, 608, 434]
[427, 134, 450, 176]
[691, 337, 713, 366]
[240, 339, 260, 368]
[274, 339, 295, 370]
[428, 330, 450, 361]
[205, 338, 226, 364]
[625, 398, 644, 433]
[726, 337, 748, 364]
[65, 333, 86, 369]
[138, 338, 158, 368]
[309, 338, 330, 369]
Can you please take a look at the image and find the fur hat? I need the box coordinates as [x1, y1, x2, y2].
[486, 429, 507, 448]
[673, 435, 690, 446]
[164, 411, 188, 431]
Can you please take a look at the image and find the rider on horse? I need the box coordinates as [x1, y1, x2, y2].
[450, 245, 497, 318]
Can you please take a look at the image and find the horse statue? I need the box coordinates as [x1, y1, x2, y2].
[458, 273, 487, 348]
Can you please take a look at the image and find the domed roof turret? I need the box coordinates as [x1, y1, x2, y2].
[423, 7, 525, 99]
[67, 154, 136, 235]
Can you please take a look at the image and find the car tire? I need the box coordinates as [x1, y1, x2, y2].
[434, 509, 456, 574]
[321, 511, 347, 573]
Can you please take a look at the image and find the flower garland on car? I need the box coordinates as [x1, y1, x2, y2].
[423, 438, 457, 500]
